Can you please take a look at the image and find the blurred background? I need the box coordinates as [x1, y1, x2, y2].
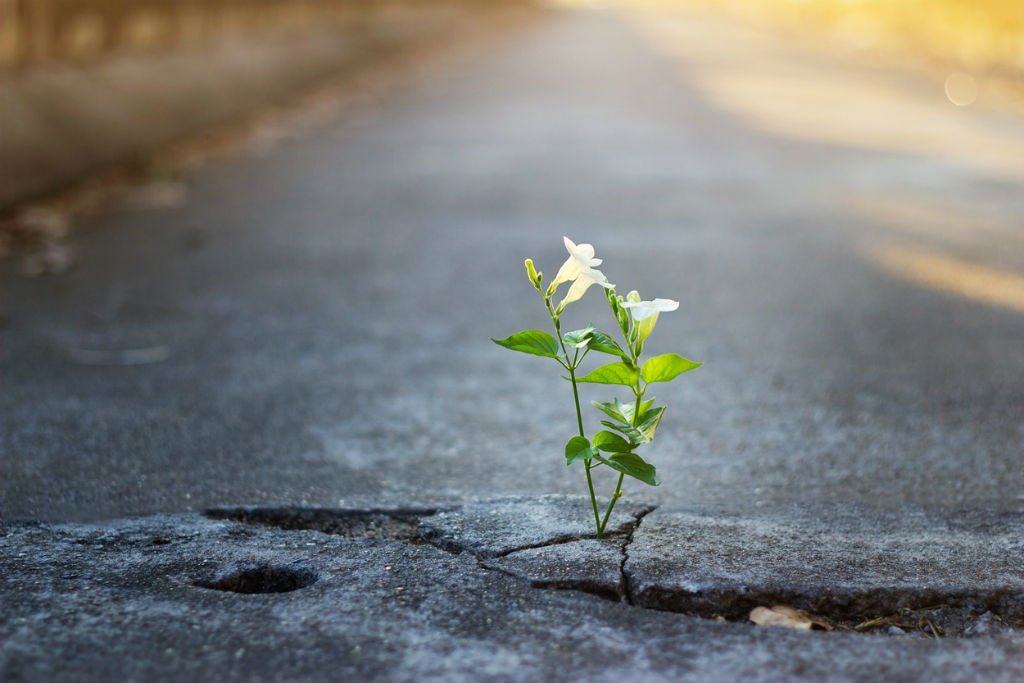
[1, 0, 1023, 521]
[594, 0, 1024, 78]
[3, 0, 1023, 248]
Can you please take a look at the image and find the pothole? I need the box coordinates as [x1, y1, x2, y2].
[205, 507, 432, 541]
[193, 562, 318, 594]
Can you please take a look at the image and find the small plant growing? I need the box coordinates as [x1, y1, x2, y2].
[493, 237, 701, 538]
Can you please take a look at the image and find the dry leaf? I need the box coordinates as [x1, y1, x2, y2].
[750, 605, 833, 631]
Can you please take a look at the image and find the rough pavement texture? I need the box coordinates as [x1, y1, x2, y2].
[417, 495, 651, 557]
[3, 3, 1024, 681]
[626, 507, 1024, 621]
[4, 498, 1024, 683]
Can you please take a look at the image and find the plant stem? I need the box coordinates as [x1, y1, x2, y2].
[546, 296, 603, 538]
[566, 351, 602, 537]
[597, 472, 624, 535]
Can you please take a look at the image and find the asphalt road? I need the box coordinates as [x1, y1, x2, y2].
[3, 5, 1024, 523]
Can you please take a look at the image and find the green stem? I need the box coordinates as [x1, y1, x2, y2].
[566, 350, 602, 538]
[566, 365, 585, 437]
[546, 296, 603, 538]
[598, 472, 624, 534]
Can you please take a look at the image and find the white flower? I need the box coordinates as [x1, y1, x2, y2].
[621, 298, 679, 321]
[546, 236, 615, 312]
[551, 236, 604, 287]
[558, 268, 614, 312]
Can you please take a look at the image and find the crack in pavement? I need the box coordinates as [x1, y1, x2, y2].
[206, 500, 655, 604]
[3, 498, 1018, 641]
[473, 506, 656, 603]
[198, 499, 1024, 638]
[5, 501, 1023, 683]
[620, 505, 655, 606]
[424, 531, 594, 558]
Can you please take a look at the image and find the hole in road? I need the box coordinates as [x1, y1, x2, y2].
[193, 562, 318, 594]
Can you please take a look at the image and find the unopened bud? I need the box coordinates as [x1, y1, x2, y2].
[524, 259, 541, 290]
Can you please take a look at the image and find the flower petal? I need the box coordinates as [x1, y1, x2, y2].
[564, 236, 601, 267]
[650, 298, 679, 312]
[622, 297, 679, 320]
[558, 269, 614, 310]
[575, 243, 596, 261]
[552, 255, 586, 287]
[637, 311, 659, 342]
[560, 276, 596, 309]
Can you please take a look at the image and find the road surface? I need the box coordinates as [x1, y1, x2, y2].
[3, 7, 1024, 680]
[5, 5, 1023, 522]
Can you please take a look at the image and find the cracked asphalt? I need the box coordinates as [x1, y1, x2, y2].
[4, 499, 1024, 682]
[3, 3, 1024, 681]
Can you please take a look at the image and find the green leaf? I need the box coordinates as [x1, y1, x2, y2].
[587, 331, 630, 362]
[565, 436, 597, 465]
[592, 430, 632, 453]
[491, 330, 561, 359]
[641, 354, 702, 384]
[593, 401, 628, 423]
[601, 452, 658, 486]
[597, 396, 659, 425]
[593, 397, 643, 424]
[563, 327, 595, 349]
[610, 397, 634, 423]
[576, 362, 639, 386]
[598, 399, 663, 443]
[600, 420, 646, 445]
[636, 406, 666, 442]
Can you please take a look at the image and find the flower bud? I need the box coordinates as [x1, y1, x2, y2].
[524, 259, 542, 290]
[610, 293, 629, 335]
